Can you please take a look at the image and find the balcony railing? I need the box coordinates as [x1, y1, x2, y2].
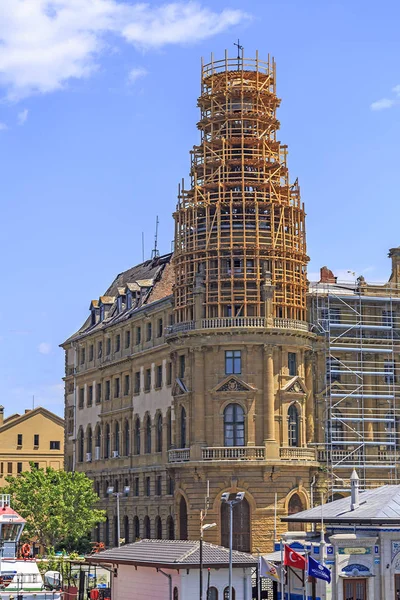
[279, 447, 316, 461]
[168, 448, 191, 462]
[202, 446, 265, 460]
[167, 317, 309, 335]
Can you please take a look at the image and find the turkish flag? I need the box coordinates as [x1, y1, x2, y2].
[284, 545, 306, 570]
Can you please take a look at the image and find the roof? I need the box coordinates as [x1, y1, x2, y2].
[283, 485, 400, 524]
[86, 539, 257, 569]
[0, 407, 64, 434]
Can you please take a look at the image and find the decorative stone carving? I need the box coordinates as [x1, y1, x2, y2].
[216, 377, 252, 393]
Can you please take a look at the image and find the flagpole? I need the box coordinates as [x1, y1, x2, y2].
[305, 549, 310, 600]
[280, 539, 285, 600]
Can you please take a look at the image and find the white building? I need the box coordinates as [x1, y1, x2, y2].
[86, 538, 257, 600]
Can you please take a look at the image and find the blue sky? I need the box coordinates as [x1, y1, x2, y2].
[1, 0, 400, 417]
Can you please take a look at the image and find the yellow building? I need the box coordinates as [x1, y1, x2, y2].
[0, 406, 64, 484]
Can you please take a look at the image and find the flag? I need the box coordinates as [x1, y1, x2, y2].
[284, 545, 306, 570]
[259, 556, 280, 582]
[307, 556, 331, 583]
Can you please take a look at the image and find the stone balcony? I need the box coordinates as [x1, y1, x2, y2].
[168, 445, 317, 463]
[166, 317, 309, 336]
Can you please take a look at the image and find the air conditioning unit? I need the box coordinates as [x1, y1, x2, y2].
[86, 452, 92, 463]
[94, 447, 101, 460]
[112, 450, 119, 459]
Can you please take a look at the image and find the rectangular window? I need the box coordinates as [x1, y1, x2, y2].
[225, 350, 241, 374]
[98, 340, 103, 358]
[134, 371, 141, 394]
[88, 385, 93, 407]
[145, 476, 150, 497]
[288, 352, 297, 377]
[156, 475, 162, 496]
[79, 387, 84, 409]
[156, 365, 162, 389]
[7, 463, 12, 475]
[17, 434, 23, 446]
[34, 434, 39, 447]
[136, 327, 141, 345]
[105, 380, 111, 401]
[145, 369, 151, 392]
[383, 310, 394, 326]
[0, 463, 3, 476]
[167, 475, 174, 495]
[327, 357, 341, 382]
[80, 347, 85, 365]
[33, 463, 39, 470]
[115, 334, 121, 353]
[134, 477, 139, 496]
[67, 407, 74, 435]
[17, 463, 22, 475]
[106, 338, 111, 356]
[125, 330, 131, 349]
[385, 360, 395, 384]
[96, 383, 102, 404]
[124, 374, 130, 396]
[157, 318, 163, 338]
[114, 377, 120, 398]
[89, 344, 94, 362]
[50, 441, 60, 450]
[146, 322, 152, 341]
[179, 355, 186, 378]
[166, 362, 172, 386]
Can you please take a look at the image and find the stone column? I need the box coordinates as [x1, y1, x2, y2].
[305, 350, 314, 444]
[192, 348, 206, 454]
[264, 345, 279, 457]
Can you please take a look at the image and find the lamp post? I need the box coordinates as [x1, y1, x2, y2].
[199, 518, 216, 600]
[107, 485, 130, 547]
[221, 492, 245, 600]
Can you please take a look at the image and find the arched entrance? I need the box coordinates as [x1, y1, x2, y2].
[179, 496, 188, 540]
[221, 495, 250, 552]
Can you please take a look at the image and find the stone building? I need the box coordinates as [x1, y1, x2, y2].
[61, 50, 400, 553]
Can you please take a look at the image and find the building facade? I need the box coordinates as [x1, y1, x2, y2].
[0, 406, 64, 484]
[62, 50, 400, 553]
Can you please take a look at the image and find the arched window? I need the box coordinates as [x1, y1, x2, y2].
[104, 480, 109, 498]
[124, 515, 129, 544]
[144, 515, 151, 538]
[105, 424, 111, 459]
[221, 495, 250, 552]
[209, 588, 218, 600]
[114, 421, 120, 455]
[86, 426, 92, 457]
[167, 516, 175, 540]
[135, 418, 141, 455]
[95, 481, 100, 497]
[78, 428, 84, 462]
[95, 424, 101, 458]
[156, 413, 163, 453]
[95, 522, 101, 543]
[288, 404, 300, 447]
[223, 588, 235, 600]
[155, 516, 162, 539]
[104, 517, 109, 547]
[114, 516, 118, 547]
[173, 588, 179, 600]
[145, 415, 152, 454]
[223, 404, 245, 447]
[167, 409, 172, 450]
[124, 420, 130, 456]
[179, 496, 188, 540]
[288, 493, 304, 515]
[133, 516, 140, 541]
[180, 407, 187, 448]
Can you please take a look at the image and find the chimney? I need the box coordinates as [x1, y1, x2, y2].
[350, 469, 359, 511]
[320, 266, 337, 284]
[0, 406, 4, 427]
[389, 247, 400, 284]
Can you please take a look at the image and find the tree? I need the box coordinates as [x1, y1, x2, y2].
[4, 463, 105, 551]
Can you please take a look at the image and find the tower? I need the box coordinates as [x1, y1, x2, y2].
[173, 50, 308, 324]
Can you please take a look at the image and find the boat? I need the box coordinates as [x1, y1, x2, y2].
[0, 494, 62, 600]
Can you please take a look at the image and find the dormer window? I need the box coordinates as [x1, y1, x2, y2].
[91, 310, 97, 326]
[117, 297, 123, 313]
[99, 305, 105, 322]
[126, 292, 132, 310]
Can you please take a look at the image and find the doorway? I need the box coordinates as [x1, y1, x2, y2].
[343, 578, 367, 600]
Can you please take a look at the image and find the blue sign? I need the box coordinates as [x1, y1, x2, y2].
[327, 546, 334, 555]
[375, 545, 379, 554]
[308, 556, 332, 583]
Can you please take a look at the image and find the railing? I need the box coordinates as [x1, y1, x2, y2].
[168, 448, 191, 463]
[202, 446, 265, 460]
[167, 317, 309, 334]
[273, 318, 309, 332]
[202, 317, 265, 329]
[279, 447, 316, 461]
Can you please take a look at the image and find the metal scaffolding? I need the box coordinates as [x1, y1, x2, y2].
[173, 50, 308, 324]
[310, 281, 400, 494]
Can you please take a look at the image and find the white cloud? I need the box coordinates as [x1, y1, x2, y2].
[370, 98, 395, 111]
[38, 342, 52, 355]
[0, 122, 7, 130]
[17, 108, 29, 124]
[0, 1, 248, 101]
[127, 66, 147, 85]
[393, 84, 400, 96]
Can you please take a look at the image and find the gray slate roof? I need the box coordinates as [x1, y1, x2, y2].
[86, 539, 257, 568]
[283, 485, 400, 524]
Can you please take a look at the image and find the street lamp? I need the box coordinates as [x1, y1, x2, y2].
[200, 520, 216, 600]
[221, 491, 245, 600]
[107, 485, 130, 547]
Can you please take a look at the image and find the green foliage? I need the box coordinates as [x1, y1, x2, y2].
[4, 463, 105, 551]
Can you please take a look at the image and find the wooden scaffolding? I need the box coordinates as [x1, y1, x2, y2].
[173, 51, 308, 323]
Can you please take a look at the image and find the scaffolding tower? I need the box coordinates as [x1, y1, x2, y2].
[310, 281, 400, 494]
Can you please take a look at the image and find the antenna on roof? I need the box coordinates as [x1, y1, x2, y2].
[234, 38, 243, 70]
[32, 395, 35, 410]
[142, 232, 145, 262]
[151, 216, 160, 259]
